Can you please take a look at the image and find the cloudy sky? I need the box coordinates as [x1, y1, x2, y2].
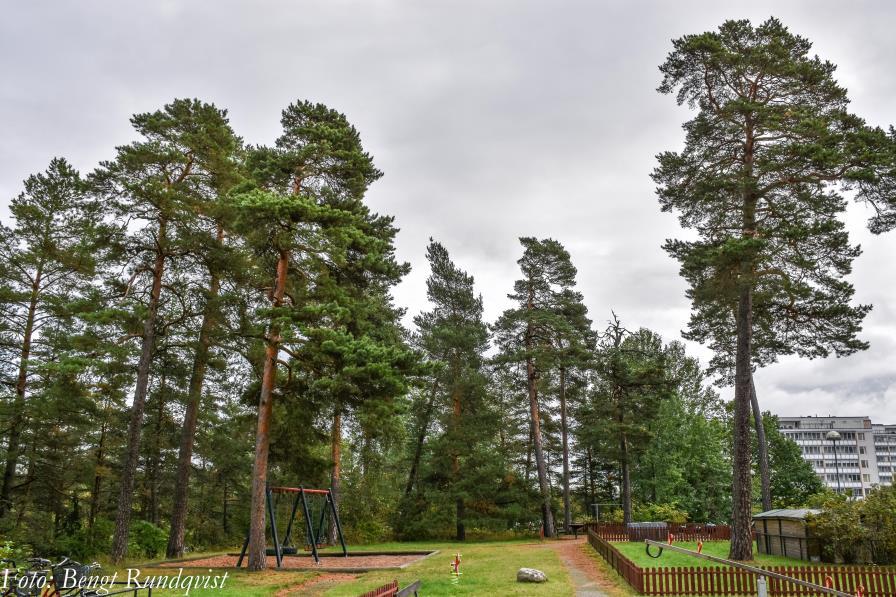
[2, 0, 895, 421]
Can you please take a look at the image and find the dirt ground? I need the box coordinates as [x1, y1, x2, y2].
[540, 537, 619, 596]
[159, 553, 427, 570]
[274, 573, 357, 596]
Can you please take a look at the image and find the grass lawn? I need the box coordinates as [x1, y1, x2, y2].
[97, 568, 315, 596]
[113, 540, 577, 596]
[323, 540, 575, 596]
[614, 540, 818, 569]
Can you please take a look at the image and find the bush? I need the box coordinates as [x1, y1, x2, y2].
[0, 540, 30, 568]
[861, 485, 896, 564]
[55, 518, 114, 561]
[128, 521, 168, 559]
[607, 502, 689, 524]
[808, 486, 896, 565]
[808, 495, 867, 564]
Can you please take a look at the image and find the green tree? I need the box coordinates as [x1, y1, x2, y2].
[493, 238, 583, 537]
[654, 17, 896, 559]
[0, 158, 99, 519]
[165, 132, 242, 558]
[401, 240, 490, 540]
[554, 289, 592, 530]
[861, 485, 896, 564]
[93, 98, 239, 562]
[632, 342, 731, 522]
[584, 319, 673, 524]
[236, 100, 387, 570]
[762, 415, 824, 508]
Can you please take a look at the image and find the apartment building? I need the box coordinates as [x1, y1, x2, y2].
[777, 416, 896, 498]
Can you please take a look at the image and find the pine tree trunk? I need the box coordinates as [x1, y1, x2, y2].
[167, 242, 222, 558]
[404, 380, 438, 497]
[730, 129, 756, 562]
[452, 384, 464, 541]
[0, 269, 42, 517]
[527, 352, 554, 538]
[559, 366, 571, 531]
[222, 479, 229, 534]
[524, 420, 533, 483]
[111, 218, 167, 563]
[586, 446, 596, 516]
[329, 407, 341, 544]
[148, 375, 167, 526]
[730, 282, 754, 560]
[247, 248, 289, 571]
[89, 420, 106, 530]
[751, 375, 772, 512]
[620, 433, 633, 525]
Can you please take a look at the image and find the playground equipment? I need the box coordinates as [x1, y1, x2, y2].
[236, 485, 347, 567]
[644, 539, 855, 597]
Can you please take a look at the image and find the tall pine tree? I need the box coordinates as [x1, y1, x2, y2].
[655, 18, 896, 559]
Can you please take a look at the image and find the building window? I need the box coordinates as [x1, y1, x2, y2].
[863, 474, 871, 482]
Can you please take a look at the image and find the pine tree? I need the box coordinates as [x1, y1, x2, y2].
[554, 289, 592, 530]
[493, 237, 582, 537]
[586, 318, 673, 524]
[0, 158, 99, 519]
[93, 99, 239, 562]
[236, 100, 385, 571]
[407, 240, 489, 540]
[165, 132, 242, 558]
[654, 17, 896, 559]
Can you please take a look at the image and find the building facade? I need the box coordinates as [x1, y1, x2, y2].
[777, 416, 896, 497]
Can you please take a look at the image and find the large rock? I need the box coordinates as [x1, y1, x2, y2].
[517, 567, 548, 583]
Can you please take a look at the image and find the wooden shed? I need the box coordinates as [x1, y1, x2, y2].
[753, 509, 822, 562]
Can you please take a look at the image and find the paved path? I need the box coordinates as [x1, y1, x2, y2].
[545, 538, 612, 597]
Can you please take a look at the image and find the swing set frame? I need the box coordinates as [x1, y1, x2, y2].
[236, 485, 348, 567]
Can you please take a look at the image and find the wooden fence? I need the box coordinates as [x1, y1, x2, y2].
[586, 529, 896, 596]
[588, 528, 645, 592]
[358, 580, 398, 597]
[586, 523, 732, 542]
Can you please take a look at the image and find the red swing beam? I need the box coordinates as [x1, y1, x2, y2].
[268, 486, 330, 495]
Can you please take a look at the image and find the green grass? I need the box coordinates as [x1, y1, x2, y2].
[104, 540, 580, 596]
[614, 540, 817, 569]
[91, 568, 315, 596]
[323, 540, 575, 596]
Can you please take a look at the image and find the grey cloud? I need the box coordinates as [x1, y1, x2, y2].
[2, 0, 895, 421]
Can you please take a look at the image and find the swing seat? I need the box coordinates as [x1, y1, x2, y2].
[266, 547, 298, 556]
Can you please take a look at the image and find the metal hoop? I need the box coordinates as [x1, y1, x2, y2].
[646, 543, 664, 559]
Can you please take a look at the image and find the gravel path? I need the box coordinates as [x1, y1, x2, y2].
[545, 538, 612, 597]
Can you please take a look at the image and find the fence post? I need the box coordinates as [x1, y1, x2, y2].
[757, 575, 768, 597]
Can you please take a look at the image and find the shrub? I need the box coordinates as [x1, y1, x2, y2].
[808, 495, 867, 564]
[55, 518, 114, 561]
[607, 502, 689, 524]
[128, 521, 168, 559]
[861, 485, 896, 564]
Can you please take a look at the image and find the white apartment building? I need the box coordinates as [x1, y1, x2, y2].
[777, 416, 896, 498]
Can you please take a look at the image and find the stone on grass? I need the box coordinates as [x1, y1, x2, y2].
[517, 567, 548, 583]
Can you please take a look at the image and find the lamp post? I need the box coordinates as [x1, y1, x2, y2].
[826, 430, 842, 493]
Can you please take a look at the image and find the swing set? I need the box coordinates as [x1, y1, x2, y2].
[236, 486, 347, 567]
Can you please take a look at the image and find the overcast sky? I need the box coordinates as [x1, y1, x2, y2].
[2, 0, 895, 422]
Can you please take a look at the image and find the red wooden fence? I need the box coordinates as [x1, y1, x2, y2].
[358, 580, 398, 597]
[586, 523, 732, 542]
[587, 529, 896, 596]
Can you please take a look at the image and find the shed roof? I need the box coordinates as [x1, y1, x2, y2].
[753, 508, 820, 521]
